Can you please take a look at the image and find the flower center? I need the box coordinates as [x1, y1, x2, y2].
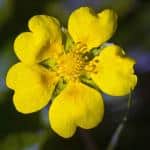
[57, 43, 87, 81]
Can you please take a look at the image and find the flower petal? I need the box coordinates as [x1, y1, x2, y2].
[6, 63, 58, 113]
[89, 44, 137, 96]
[68, 7, 117, 49]
[49, 81, 104, 138]
[14, 15, 63, 64]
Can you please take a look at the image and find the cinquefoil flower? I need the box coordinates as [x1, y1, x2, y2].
[6, 7, 137, 138]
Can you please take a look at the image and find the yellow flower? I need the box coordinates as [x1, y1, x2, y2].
[6, 7, 137, 138]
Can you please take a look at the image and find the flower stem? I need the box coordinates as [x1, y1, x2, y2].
[106, 92, 132, 150]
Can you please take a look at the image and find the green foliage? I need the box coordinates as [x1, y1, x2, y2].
[0, 132, 46, 150]
[0, 0, 13, 27]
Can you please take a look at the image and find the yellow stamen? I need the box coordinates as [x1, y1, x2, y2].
[84, 58, 99, 74]
[57, 43, 87, 81]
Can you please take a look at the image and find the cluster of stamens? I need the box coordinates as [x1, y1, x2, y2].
[56, 43, 88, 81]
[40, 42, 99, 81]
[84, 58, 99, 74]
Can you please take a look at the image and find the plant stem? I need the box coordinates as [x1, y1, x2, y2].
[106, 92, 132, 150]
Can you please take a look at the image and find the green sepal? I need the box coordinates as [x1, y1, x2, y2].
[79, 74, 100, 92]
[39, 58, 57, 70]
[61, 27, 74, 53]
[51, 78, 67, 100]
[82, 47, 100, 62]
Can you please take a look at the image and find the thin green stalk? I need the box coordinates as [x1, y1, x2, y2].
[106, 92, 133, 150]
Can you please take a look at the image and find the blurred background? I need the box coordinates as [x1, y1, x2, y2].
[0, 0, 150, 149]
